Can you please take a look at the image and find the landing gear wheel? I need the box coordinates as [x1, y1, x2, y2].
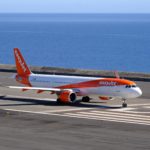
[122, 103, 127, 108]
[122, 99, 127, 108]
[56, 98, 63, 104]
[82, 96, 90, 102]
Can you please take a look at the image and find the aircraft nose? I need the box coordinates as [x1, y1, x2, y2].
[134, 87, 142, 97]
[122, 87, 142, 99]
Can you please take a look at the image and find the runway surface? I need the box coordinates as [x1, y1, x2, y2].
[0, 72, 150, 150]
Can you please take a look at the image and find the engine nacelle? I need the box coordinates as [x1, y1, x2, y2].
[58, 90, 77, 103]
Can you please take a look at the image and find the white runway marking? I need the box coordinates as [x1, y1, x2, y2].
[63, 113, 150, 126]
[144, 106, 150, 109]
[1, 95, 150, 125]
[90, 111, 150, 119]
[3, 107, 150, 126]
[110, 108, 135, 111]
[41, 108, 93, 113]
[110, 103, 150, 114]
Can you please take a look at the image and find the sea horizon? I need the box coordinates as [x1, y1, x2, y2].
[0, 13, 150, 73]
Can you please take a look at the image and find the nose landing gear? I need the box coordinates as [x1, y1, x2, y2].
[122, 98, 127, 108]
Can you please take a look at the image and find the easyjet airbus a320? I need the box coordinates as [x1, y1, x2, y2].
[9, 48, 142, 107]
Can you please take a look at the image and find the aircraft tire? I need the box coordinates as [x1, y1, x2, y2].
[56, 98, 63, 104]
[82, 96, 90, 102]
[122, 103, 127, 108]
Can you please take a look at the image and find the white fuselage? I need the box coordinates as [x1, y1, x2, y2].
[29, 74, 96, 88]
[28, 74, 142, 99]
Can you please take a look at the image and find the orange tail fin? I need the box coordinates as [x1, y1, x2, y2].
[14, 48, 32, 76]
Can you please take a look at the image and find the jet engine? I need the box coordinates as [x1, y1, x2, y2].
[58, 90, 77, 103]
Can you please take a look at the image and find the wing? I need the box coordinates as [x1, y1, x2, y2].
[8, 86, 81, 103]
[8, 86, 61, 93]
[8, 86, 81, 93]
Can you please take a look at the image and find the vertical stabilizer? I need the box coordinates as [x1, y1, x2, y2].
[14, 48, 31, 76]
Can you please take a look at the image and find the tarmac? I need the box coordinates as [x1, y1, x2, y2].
[0, 71, 150, 150]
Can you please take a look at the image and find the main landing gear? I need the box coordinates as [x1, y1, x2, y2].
[56, 98, 63, 104]
[122, 98, 127, 108]
[82, 96, 90, 102]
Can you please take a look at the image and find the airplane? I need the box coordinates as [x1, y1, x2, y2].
[8, 48, 142, 108]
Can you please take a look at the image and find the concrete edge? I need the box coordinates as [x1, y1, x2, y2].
[0, 64, 150, 82]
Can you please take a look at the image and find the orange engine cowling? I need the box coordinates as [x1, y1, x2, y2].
[58, 91, 77, 103]
[99, 96, 113, 101]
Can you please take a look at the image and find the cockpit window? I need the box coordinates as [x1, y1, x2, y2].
[125, 85, 137, 88]
[132, 85, 136, 88]
[125, 85, 130, 88]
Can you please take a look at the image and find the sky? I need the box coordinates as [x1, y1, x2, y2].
[0, 0, 150, 13]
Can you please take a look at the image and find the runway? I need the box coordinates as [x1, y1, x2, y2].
[1, 94, 150, 126]
[0, 72, 150, 150]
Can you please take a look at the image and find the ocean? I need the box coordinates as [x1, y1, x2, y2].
[0, 13, 150, 73]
